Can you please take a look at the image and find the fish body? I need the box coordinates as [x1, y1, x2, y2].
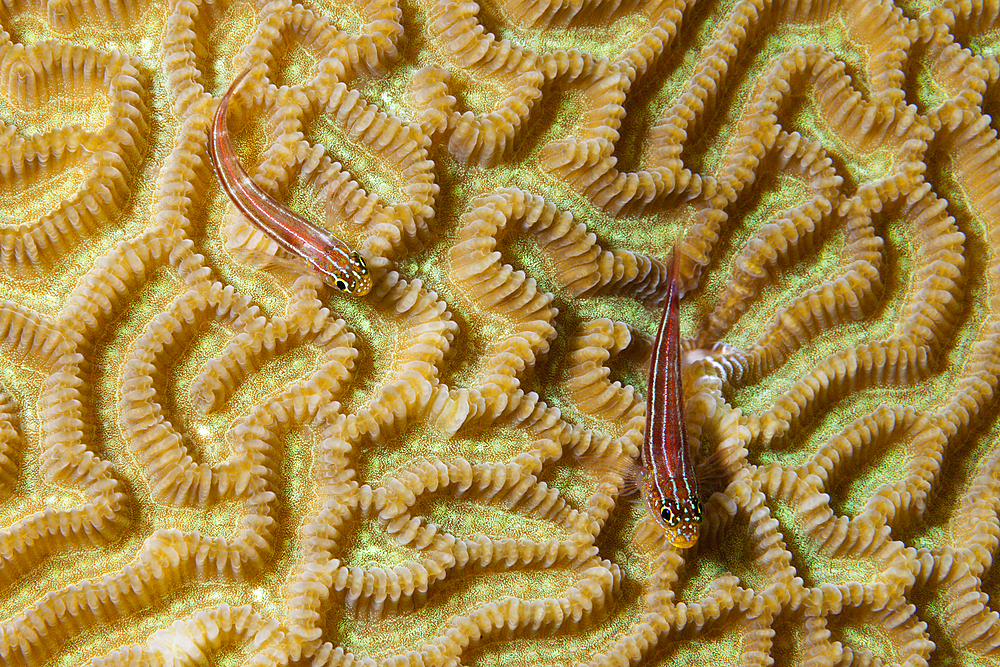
[209, 69, 372, 295]
[641, 253, 702, 549]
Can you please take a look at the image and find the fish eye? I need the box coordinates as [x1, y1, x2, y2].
[353, 252, 368, 273]
[660, 505, 674, 525]
[694, 499, 703, 516]
[335, 278, 348, 291]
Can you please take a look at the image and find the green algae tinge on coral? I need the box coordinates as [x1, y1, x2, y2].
[0, 0, 998, 664]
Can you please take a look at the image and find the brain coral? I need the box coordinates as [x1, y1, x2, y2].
[0, 0, 999, 664]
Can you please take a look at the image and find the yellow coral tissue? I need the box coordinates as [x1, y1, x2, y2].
[1, 0, 1000, 664]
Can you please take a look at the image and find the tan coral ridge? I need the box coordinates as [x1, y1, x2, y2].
[0, 40, 148, 273]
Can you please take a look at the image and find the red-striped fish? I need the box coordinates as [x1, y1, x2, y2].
[209, 69, 372, 295]
[641, 252, 702, 548]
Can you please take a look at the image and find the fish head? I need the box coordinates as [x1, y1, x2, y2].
[317, 251, 372, 296]
[644, 478, 703, 549]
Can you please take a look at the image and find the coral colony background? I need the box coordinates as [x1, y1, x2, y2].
[2, 0, 1000, 663]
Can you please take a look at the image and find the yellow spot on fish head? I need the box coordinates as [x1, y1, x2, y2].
[669, 521, 700, 549]
[316, 251, 372, 295]
[652, 496, 703, 550]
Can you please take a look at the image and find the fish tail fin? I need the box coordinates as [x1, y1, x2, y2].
[226, 67, 256, 100]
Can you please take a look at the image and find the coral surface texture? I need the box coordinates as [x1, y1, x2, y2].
[1, 0, 1000, 664]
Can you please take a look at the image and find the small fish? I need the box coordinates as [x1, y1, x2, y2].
[209, 69, 372, 295]
[641, 251, 702, 549]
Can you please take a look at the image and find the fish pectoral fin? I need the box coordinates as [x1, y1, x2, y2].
[230, 245, 312, 277]
[695, 444, 736, 494]
[619, 472, 643, 497]
[631, 512, 663, 550]
[574, 451, 643, 496]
